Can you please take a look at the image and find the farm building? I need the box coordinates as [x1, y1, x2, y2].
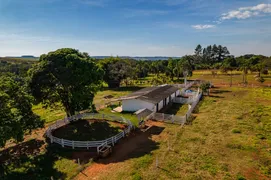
[120, 85, 180, 112]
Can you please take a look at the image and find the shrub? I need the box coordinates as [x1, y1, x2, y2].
[236, 173, 246, 180]
[232, 129, 241, 134]
[261, 69, 268, 75]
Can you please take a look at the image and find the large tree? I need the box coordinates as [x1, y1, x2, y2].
[0, 75, 44, 147]
[29, 48, 104, 117]
[99, 57, 134, 88]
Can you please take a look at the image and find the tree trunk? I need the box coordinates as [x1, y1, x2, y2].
[108, 81, 121, 88]
[230, 71, 232, 87]
[64, 103, 75, 117]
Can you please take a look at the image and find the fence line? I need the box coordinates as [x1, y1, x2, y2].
[146, 92, 202, 125]
[46, 113, 134, 150]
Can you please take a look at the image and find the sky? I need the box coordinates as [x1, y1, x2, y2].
[0, 0, 270, 57]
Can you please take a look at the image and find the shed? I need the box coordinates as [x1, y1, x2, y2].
[120, 85, 180, 112]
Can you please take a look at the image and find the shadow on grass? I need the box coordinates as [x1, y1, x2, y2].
[209, 95, 225, 98]
[0, 139, 100, 179]
[162, 103, 186, 115]
[0, 139, 66, 180]
[96, 126, 163, 165]
[211, 89, 232, 94]
[102, 86, 143, 92]
[1, 124, 163, 179]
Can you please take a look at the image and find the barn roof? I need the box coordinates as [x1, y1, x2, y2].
[120, 85, 179, 104]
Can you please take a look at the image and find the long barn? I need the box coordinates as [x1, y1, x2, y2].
[120, 85, 180, 112]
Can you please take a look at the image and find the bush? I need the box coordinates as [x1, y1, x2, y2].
[232, 129, 241, 134]
[261, 69, 268, 75]
[236, 173, 246, 180]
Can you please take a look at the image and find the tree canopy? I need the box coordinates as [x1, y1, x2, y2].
[0, 75, 44, 147]
[99, 57, 136, 88]
[28, 48, 104, 117]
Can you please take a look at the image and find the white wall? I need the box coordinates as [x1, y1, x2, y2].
[158, 100, 163, 111]
[176, 90, 180, 96]
[171, 93, 175, 99]
[122, 99, 155, 112]
[166, 97, 170, 105]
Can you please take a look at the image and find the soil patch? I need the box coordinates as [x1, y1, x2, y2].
[75, 121, 165, 180]
[52, 119, 126, 141]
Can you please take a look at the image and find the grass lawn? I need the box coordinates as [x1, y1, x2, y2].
[191, 70, 271, 86]
[53, 119, 124, 141]
[164, 103, 189, 116]
[32, 103, 66, 124]
[86, 86, 271, 180]
[98, 106, 139, 126]
[4, 73, 271, 180]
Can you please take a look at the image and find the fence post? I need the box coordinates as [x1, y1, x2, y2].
[50, 135, 53, 143]
[162, 113, 164, 120]
[102, 114, 104, 119]
[72, 141, 74, 149]
[61, 139, 64, 147]
[185, 114, 188, 122]
[87, 142, 89, 150]
[97, 146, 99, 154]
[123, 131, 125, 137]
[156, 156, 159, 168]
[112, 137, 114, 146]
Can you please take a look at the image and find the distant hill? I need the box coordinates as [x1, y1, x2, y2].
[91, 56, 180, 61]
[4, 56, 39, 60]
[0, 56, 39, 63]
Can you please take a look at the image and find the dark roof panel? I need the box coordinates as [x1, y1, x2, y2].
[121, 85, 179, 104]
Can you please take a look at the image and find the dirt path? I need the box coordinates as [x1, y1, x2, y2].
[75, 121, 165, 180]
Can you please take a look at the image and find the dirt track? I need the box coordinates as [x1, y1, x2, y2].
[75, 121, 165, 180]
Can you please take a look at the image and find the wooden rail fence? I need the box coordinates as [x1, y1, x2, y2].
[46, 113, 134, 150]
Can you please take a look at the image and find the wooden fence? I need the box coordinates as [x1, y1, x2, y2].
[46, 113, 134, 150]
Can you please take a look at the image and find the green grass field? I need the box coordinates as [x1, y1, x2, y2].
[191, 70, 271, 86]
[90, 86, 271, 180]
[3, 71, 271, 180]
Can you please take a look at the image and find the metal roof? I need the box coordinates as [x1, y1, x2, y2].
[120, 85, 179, 104]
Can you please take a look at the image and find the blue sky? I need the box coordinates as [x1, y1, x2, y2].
[0, 0, 270, 56]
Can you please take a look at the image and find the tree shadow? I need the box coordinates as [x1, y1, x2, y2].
[102, 86, 143, 92]
[209, 95, 225, 98]
[0, 139, 65, 180]
[211, 89, 232, 94]
[97, 126, 163, 165]
[1, 124, 164, 179]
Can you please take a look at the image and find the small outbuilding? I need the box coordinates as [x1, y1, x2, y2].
[120, 85, 180, 112]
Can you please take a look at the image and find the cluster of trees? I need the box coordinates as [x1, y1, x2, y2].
[98, 56, 194, 87]
[0, 46, 270, 147]
[193, 44, 230, 67]
[0, 48, 104, 147]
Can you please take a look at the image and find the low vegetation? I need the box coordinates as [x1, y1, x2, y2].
[90, 87, 271, 180]
[0, 46, 270, 179]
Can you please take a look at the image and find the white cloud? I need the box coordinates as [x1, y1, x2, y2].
[191, 24, 215, 30]
[221, 3, 271, 20]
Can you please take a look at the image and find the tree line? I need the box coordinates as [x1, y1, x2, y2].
[0, 46, 270, 147]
